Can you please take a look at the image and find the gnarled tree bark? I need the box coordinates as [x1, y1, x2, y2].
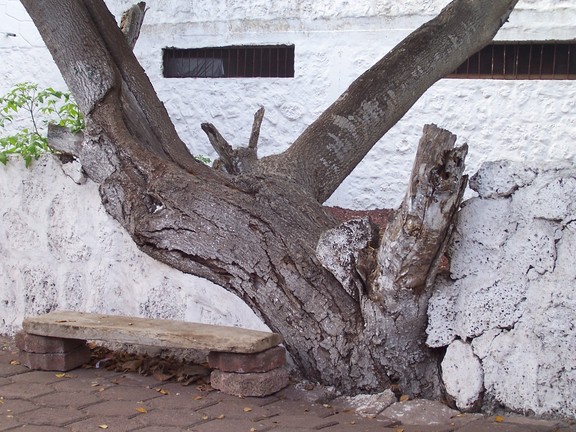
[25, 0, 518, 396]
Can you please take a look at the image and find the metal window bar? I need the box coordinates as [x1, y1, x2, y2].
[163, 45, 295, 78]
[447, 41, 576, 80]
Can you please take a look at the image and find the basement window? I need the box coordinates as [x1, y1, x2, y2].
[163, 45, 295, 78]
[448, 41, 576, 79]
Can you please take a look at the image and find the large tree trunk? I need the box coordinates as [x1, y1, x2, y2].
[22, 0, 518, 396]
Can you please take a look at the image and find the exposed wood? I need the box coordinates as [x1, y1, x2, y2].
[119, 2, 146, 49]
[374, 124, 468, 302]
[23, 311, 283, 354]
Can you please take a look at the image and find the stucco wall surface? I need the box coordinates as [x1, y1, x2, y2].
[0, 155, 268, 335]
[1, 0, 575, 209]
[427, 160, 576, 418]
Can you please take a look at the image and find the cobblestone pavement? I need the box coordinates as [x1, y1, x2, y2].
[1, 336, 574, 432]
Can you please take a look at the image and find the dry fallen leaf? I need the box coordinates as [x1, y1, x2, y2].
[55, 373, 67, 378]
[98, 425, 109, 429]
[243, 407, 253, 412]
[9, 360, 20, 366]
[154, 387, 169, 395]
[135, 407, 148, 414]
[216, 414, 225, 419]
[494, 415, 504, 423]
[399, 394, 410, 402]
[201, 415, 209, 420]
[192, 395, 203, 400]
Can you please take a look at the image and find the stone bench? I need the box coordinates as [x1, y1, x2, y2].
[18, 311, 289, 397]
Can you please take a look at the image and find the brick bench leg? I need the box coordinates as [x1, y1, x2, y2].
[16, 331, 90, 371]
[209, 346, 289, 397]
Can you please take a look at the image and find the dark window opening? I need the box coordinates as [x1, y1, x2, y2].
[163, 45, 295, 78]
[448, 41, 576, 79]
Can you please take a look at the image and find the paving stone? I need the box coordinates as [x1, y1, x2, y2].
[3, 426, 64, 432]
[8, 369, 68, 384]
[17, 406, 89, 427]
[0, 416, 22, 431]
[136, 427, 186, 432]
[33, 390, 102, 408]
[0, 382, 54, 399]
[96, 383, 162, 401]
[19, 344, 91, 371]
[84, 400, 154, 417]
[148, 392, 215, 410]
[0, 398, 38, 414]
[210, 367, 289, 397]
[208, 346, 287, 373]
[136, 408, 206, 427]
[50, 375, 107, 392]
[456, 417, 560, 432]
[189, 418, 273, 432]
[67, 415, 145, 432]
[0, 361, 30, 377]
[15, 331, 86, 353]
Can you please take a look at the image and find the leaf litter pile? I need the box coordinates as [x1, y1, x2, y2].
[85, 342, 211, 386]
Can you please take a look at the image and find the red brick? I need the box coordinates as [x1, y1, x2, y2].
[208, 346, 286, 373]
[210, 367, 289, 397]
[19, 344, 91, 371]
[15, 332, 85, 353]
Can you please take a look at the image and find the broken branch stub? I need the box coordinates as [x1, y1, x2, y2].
[373, 124, 468, 306]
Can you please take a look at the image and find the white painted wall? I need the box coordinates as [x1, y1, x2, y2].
[0, 155, 268, 335]
[1, 0, 575, 208]
[428, 160, 576, 418]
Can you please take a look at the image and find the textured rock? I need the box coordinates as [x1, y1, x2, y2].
[210, 368, 289, 397]
[428, 161, 576, 418]
[208, 346, 286, 373]
[441, 339, 484, 412]
[381, 399, 459, 425]
[333, 389, 397, 417]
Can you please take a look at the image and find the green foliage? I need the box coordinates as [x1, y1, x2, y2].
[194, 155, 212, 165]
[0, 82, 84, 167]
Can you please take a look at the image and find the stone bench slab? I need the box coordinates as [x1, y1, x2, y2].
[22, 311, 283, 354]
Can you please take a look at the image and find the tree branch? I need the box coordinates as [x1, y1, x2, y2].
[21, 0, 200, 175]
[120, 2, 146, 49]
[372, 124, 468, 307]
[201, 107, 262, 175]
[278, 0, 518, 202]
[248, 106, 265, 150]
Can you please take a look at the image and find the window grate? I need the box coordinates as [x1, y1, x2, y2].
[163, 45, 295, 78]
[447, 41, 576, 79]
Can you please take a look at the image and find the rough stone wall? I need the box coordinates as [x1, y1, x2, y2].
[0, 155, 268, 335]
[1, 0, 575, 208]
[427, 160, 576, 418]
